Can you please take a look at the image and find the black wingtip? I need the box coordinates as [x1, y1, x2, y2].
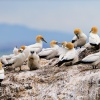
[74, 61, 82, 65]
[72, 40, 76, 43]
[5, 63, 14, 67]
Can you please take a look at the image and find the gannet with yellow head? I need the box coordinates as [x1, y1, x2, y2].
[38, 40, 60, 59]
[72, 28, 87, 48]
[89, 26, 100, 49]
[4, 47, 29, 71]
[27, 35, 47, 53]
[59, 41, 68, 60]
[56, 42, 78, 67]
[0, 62, 4, 86]
[1, 48, 23, 66]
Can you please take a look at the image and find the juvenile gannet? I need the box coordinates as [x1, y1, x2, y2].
[55, 42, 78, 67]
[5, 48, 29, 70]
[89, 26, 100, 49]
[13, 46, 18, 55]
[0, 62, 4, 86]
[76, 52, 100, 69]
[20, 35, 47, 54]
[38, 40, 60, 59]
[28, 51, 40, 70]
[72, 28, 87, 48]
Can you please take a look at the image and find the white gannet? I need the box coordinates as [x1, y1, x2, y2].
[76, 52, 100, 69]
[55, 42, 78, 67]
[20, 35, 47, 54]
[89, 26, 100, 49]
[1, 49, 23, 65]
[0, 62, 4, 86]
[72, 28, 87, 48]
[13, 46, 18, 55]
[59, 41, 68, 61]
[5, 48, 29, 70]
[38, 40, 60, 59]
[28, 51, 40, 70]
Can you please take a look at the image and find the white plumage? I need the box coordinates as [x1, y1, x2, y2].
[72, 28, 87, 48]
[5, 47, 30, 70]
[56, 42, 78, 66]
[21, 35, 47, 54]
[80, 52, 100, 68]
[13, 46, 19, 55]
[89, 26, 100, 49]
[38, 40, 60, 59]
[0, 62, 4, 80]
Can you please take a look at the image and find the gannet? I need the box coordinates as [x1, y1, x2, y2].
[76, 52, 100, 69]
[13, 46, 18, 55]
[20, 35, 47, 54]
[1, 49, 23, 65]
[72, 28, 87, 48]
[0, 62, 4, 86]
[28, 51, 40, 70]
[59, 41, 68, 61]
[89, 26, 100, 49]
[5, 47, 29, 70]
[55, 42, 78, 67]
[38, 40, 60, 59]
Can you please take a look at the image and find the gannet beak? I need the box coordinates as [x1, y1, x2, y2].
[76, 34, 79, 39]
[56, 42, 62, 45]
[42, 38, 47, 43]
[89, 30, 92, 33]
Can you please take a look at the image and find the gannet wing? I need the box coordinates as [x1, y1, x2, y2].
[82, 54, 99, 62]
[63, 51, 76, 60]
[38, 49, 54, 56]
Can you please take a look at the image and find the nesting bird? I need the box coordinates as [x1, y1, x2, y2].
[38, 40, 60, 59]
[4, 47, 30, 71]
[72, 28, 87, 48]
[20, 35, 47, 54]
[1, 49, 23, 66]
[28, 51, 40, 70]
[89, 26, 100, 49]
[55, 42, 78, 67]
[76, 52, 100, 69]
[59, 41, 68, 61]
[0, 62, 4, 86]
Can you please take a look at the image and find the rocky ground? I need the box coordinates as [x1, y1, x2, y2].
[0, 48, 100, 100]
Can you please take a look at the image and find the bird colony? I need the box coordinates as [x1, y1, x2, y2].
[0, 26, 100, 87]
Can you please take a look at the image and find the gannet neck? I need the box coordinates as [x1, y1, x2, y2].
[36, 40, 43, 44]
[0, 62, 2, 70]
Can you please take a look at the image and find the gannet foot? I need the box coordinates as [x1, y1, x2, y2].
[92, 66, 97, 69]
